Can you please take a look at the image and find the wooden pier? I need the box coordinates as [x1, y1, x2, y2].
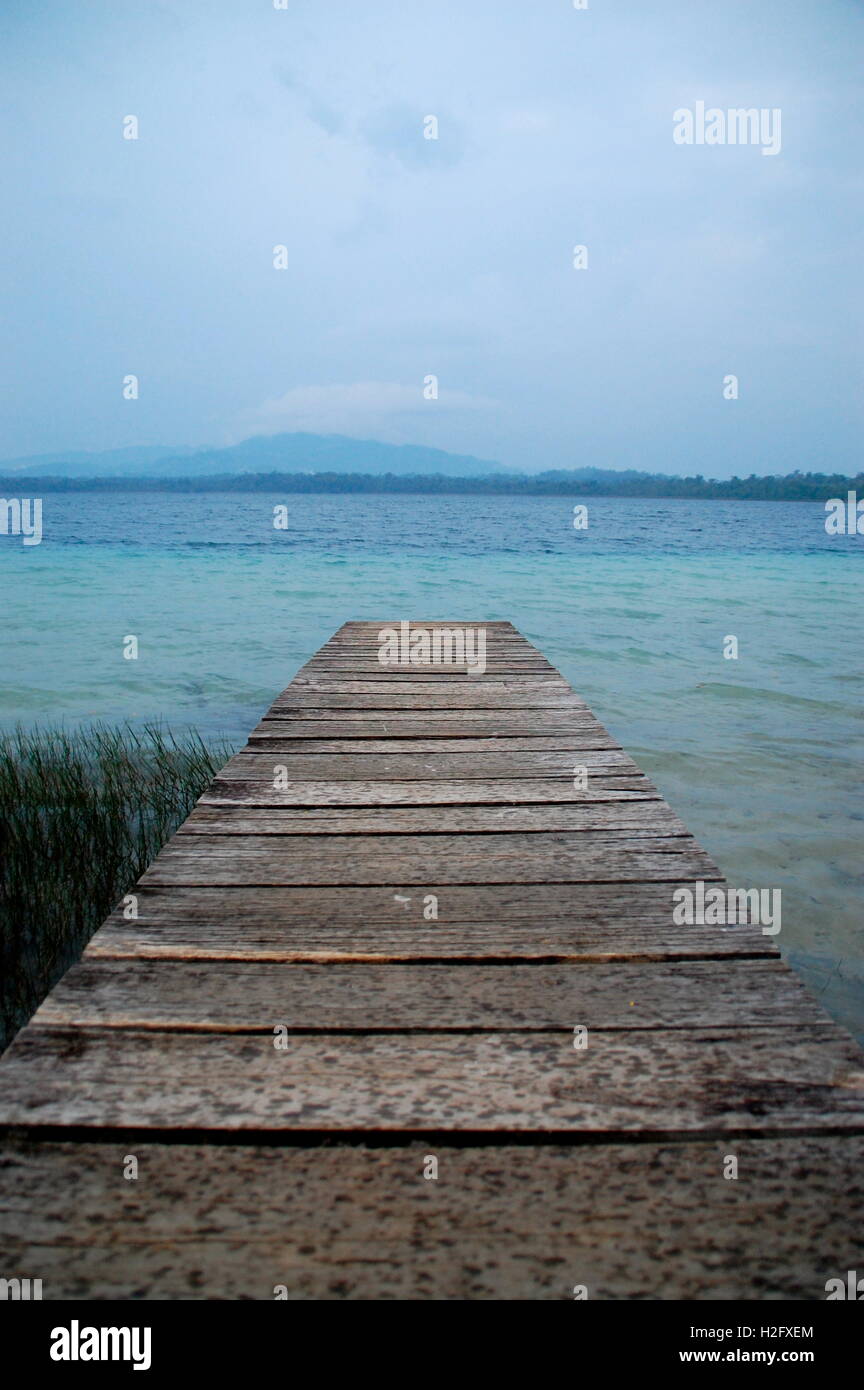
[1, 621, 862, 1299]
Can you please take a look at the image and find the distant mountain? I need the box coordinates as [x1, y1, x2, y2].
[2, 433, 506, 479]
[1, 444, 199, 477]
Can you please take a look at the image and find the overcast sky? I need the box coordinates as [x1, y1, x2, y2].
[1, 0, 862, 476]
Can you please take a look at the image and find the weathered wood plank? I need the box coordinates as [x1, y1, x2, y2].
[178, 801, 688, 835]
[289, 677, 572, 690]
[331, 618, 518, 624]
[1, 1025, 861, 1133]
[302, 654, 556, 665]
[319, 653, 549, 661]
[317, 630, 533, 640]
[320, 626, 526, 637]
[86, 883, 774, 961]
[140, 831, 721, 886]
[292, 673, 571, 685]
[302, 659, 556, 667]
[322, 650, 546, 659]
[243, 736, 622, 755]
[215, 749, 640, 780]
[316, 632, 540, 643]
[315, 646, 550, 658]
[247, 722, 620, 743]
[309, 658, 558, 670]
[259, 708, 604, 725]
[310, 636, 549, 648]
[201, 776, 657, 806]
[31, 959, 827, 1032]
[268, 691, 585, 708]
[87, 920, 773, 962]
[318, 639, 542, 651]
[3, 1135, 860, 1299]
[319, 631, 529, 642]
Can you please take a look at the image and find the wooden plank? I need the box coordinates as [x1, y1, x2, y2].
[307, 642, 550, 651]
[31, 959, 827, 1032]
[178, 801, 689, 835]
[140, 831, 721, 886]
[86, 920, 773, 962]
[292, 677, 571, 688]
[303, 651, 556, 661]
[325, 635, 543, 644]
[298, 669, 561, 679]
[309, 657, 557, 669]
[309, 637, 550, 648]
[1, 1024, 861, 1134]
[248, 723, 619, 744]
[313, 657, 554, 666]
[247, 728, 620, 746]
[2, 1135, 861, 1299]
[94, 881, 735, 924]
[316, 646, 550, 658]
[269, 690, 582, 706]
[200, 776, 657, 806]
[320, 626, 527, 636]
[292, 674, 571, 686]
[214, 749, 640, 780]
[320, 631, 527, 640]
[242, 736, 623, 754]
[315, 639, 545, 650]
[86, 883, 774, 961]
[333, 618, 521, 625]
[260, 708, 603, 724]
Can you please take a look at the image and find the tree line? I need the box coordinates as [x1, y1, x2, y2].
[1, 468, 860, 500]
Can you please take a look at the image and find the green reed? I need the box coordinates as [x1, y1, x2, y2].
[0, 723, 232, 1052]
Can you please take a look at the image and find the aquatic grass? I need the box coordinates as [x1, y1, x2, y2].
[0, 723, 233, 1052]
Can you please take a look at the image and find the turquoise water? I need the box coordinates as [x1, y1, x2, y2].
[2, 492, 862, 1042]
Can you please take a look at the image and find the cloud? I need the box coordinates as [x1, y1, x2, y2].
[499, 109, 554, 135]
[361, 104, 466, 168]
[272, 65, 344, 136]
[238, 381, 498, 443]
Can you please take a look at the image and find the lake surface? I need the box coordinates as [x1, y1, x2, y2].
[2, 491, 862, 1042]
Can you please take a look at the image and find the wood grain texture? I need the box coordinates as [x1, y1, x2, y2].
[86, 921, 775, 963]
[86, 883, 774, 962]
[305, 667, 558, 677]
[32, 959, 827, 1032]
[201, 776, 658, 806]
[178, 800, 688, 835]
[241, 735, 622, 755]
[140, 831, 721, 886]
[214, 749, 640, 780]
[246, 722, 621, 743]
[259, 707, 602, 722]
[291, 673, 571, 686]
[287, 681, 575, 695]
[3, 1135, 861, 1300]
[1, 1024, 862, 1134]
[268, 691, 586, 708]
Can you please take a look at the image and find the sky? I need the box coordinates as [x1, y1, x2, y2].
[1, 0, 862, 476]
